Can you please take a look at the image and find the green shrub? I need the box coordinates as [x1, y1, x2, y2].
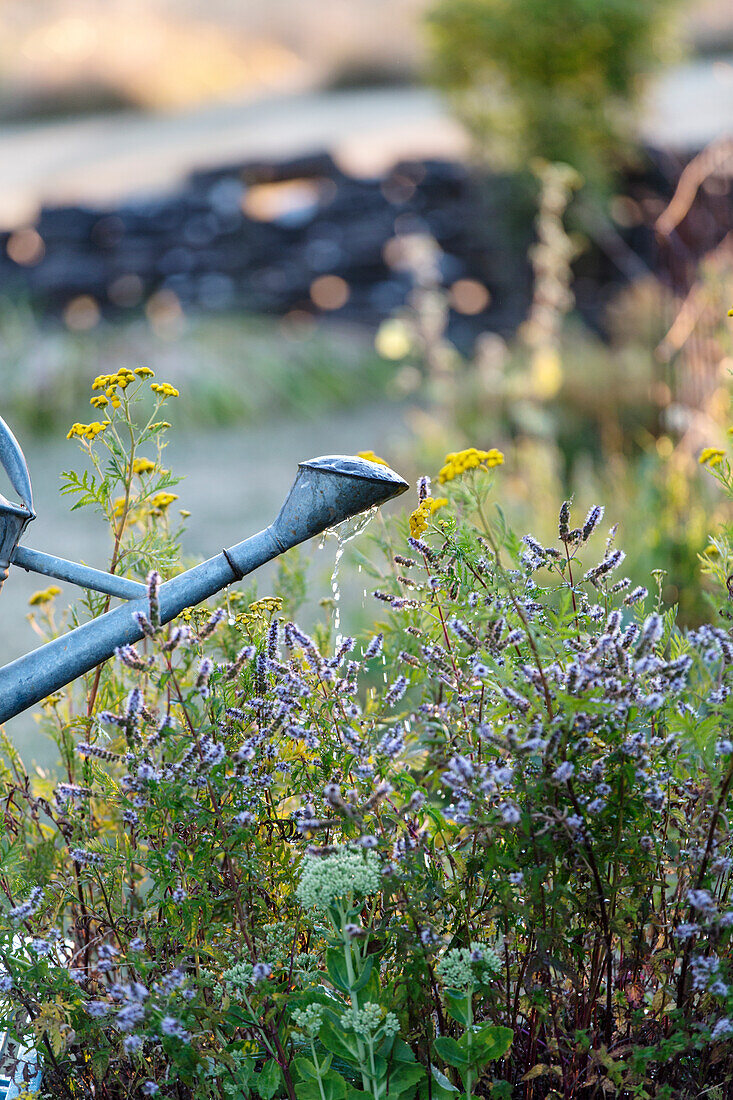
[2, 380, 733, 1098]
[425, 0, 680, 187]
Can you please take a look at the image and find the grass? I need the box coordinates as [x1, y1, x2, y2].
[0, 299, 395, 436]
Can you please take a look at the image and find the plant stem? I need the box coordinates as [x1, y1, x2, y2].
[310, 1038, 329, 1100]
[341, 908, 372, 1092]
[465, 986, 473, 1100]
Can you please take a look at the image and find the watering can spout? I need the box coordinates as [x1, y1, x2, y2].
[0, 453, 408, 724]
[271, 455, 408, 550]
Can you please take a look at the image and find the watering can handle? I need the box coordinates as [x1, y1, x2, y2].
[0, 414, 33, 514]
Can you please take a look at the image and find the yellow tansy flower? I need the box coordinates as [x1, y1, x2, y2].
[699, 447, 726, 468]
[84, 421, 108, 440]
[29, 585, 62, 606]
[90, 395, 109, 408]
[132, 457, 156, 475]
[111, 369, 136, 390]
[437, 447, 504, 484]
[357, 450, 389, 467]
[150, 491, 178, 510]
[92, 374, 113, 390]
[409, 496, 446, 537]
[135, 366, 155, 378]
[151, 382, 180, 398]
[66, 423, 87, 439]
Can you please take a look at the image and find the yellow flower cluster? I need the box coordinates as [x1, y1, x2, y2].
[151, 382, 179, 398]
[699, 447, 726, 468]
[28, 585, 62, 606]
[356, 450, 389, 467]
[92, 367, 148, 392]
[88, 367, 155, 415]
[149, 491, 178, 511]
[132, 457, 156, 475]
[437, 447, 504, 484]
[112, 489, 178, 521]
[67, 420, 110, 440]
[243, 596, 284, 624]
[409, 496, 447, 537]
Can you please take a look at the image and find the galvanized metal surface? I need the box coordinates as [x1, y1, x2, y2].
[0, 415, 35, 591]
[11, 544, 147, 600]
[0, 415, 33, 514]
[0, 449, 408, 724]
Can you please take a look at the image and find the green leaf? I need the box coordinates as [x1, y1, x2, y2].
[443, 989, 471, 1027]
[319, 1017, 360, 1062]
[254, 1059, 281, 1100]
[430, 1066, 460, 1095]
[293, 1056, 319, 1081]
[386, 1061, 425, 1095]
[296, 1073, 348, 1100]
[358, 961, 382, 1004]
[471, 1025, 514, 1064]
[351, 955, 375, 993]
[391, 1039, 417, 1064]
[433, 1036, 469, 1069]
[326, 948, 352, 993]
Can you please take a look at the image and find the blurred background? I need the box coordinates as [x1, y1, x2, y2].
[2, 0, 733, 756]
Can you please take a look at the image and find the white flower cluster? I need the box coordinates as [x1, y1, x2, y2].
[291, 1003, 325, 1037]
[341, 1002, 399, 1040]
[222, 960, 254, 995]
[436, 943, 501, 989]
[296, 847, 381, 912]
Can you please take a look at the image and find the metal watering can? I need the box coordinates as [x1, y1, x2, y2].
[0, 414, 408, 724]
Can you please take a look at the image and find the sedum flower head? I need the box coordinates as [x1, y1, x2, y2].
[222, 960, 254, 995]
[436, 943, 501, 989]
[291, 1003, 325, 1037]
[341, 1002, 399, 1040]
[296, 846, 381, 912]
